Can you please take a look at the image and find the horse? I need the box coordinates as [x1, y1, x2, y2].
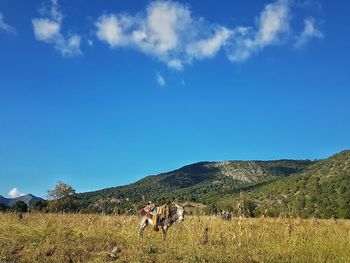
[138, 203, 185, 240]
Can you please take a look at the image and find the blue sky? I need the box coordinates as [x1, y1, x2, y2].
[0, 0, 349, 198]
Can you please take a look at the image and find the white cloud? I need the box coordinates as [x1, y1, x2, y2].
[32, 18, 60, 41]
[145, 1, 192, 54]
[167, 59, 183, 70]
[8, 188, 25, 198]
[187, 27, 232, 59]
[32, 0, 82, 56]
[60, 34, 81, 56]
[228, 0, 291, 62]
[95, 15, 129, 47]
[156, 72, 166, 86]
[94, 0, 322, 69]
[95, 0, 231, 70]
[0, 13, 16, 34]
[256, 0, 290, 45]
[295, 17, 323, 47]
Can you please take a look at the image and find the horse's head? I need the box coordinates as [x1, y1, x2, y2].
[174, 202, 187, 222]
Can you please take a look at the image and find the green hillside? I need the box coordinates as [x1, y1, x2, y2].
[217, 150, 350, 218]
[78, 159, 314, 212]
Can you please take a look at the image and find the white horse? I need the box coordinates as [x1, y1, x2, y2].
[138, 203, 185, 240]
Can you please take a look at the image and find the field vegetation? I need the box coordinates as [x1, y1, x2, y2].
[1, 213, 350, 263]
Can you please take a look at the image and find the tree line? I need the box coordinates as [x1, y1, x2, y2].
[0, 182, 79, 214]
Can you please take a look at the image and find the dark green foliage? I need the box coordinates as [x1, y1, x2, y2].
[48, 196, 79, 213]
[47, 182, 79, 213]
[31, 200, 49, 212]
[217, 150, 350, 219]
[0, 203, 10, 212]
[77, 159, 314, 213]
[11, 201, 28, 213]
[23, 150, 347, 219]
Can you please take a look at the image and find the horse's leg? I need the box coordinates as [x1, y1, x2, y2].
[138, 218, 148, 238]
[162, 225, 168, 240]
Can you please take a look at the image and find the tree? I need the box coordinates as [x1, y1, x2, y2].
[47, 181, 76, 200]
[0, 203, 10, 212]
[47, 182, 78, 213]
[12, 201, 28, 213]
[31, 200, 49, 212]
[243, 199, 257, 217]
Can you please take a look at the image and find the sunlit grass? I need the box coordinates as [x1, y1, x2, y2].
[1, 213, 349, 262]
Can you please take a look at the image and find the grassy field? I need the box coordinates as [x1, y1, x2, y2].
[1, 213, 350, 263]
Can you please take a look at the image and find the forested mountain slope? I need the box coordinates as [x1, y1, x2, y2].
[78, 159, 314, 211]
[217, 150, 350, 218]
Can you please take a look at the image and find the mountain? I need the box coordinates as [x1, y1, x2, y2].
[0, 194, 43, 206]
[0, 195, 8, 206]
[217, 150, 350, 218]
[78, 159, 315, 211]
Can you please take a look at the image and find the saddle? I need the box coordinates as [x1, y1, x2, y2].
[144, 204, 170, 231]
[157, 204, 170, 220]
[143, 203, 156, 213]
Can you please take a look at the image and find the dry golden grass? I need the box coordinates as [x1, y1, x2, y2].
[1, 213, 350, 263]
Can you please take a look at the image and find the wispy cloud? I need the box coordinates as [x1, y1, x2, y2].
[29, 0, 323, 65]
[0, 13, 16, 34]
[295, 17, 323, 48]
[95, 0, 232, 70]
[227, 0, 291, 62]
[156, 72, 166, 86]
[186, 27, 232, 60]
[8, 188, 25, 198]
[32, 0, 81, 56]
[297, 0, 322, 11]
[94, 0, 321, 69]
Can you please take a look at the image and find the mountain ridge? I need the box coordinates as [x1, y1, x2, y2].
[78, 158, 315, 211]
[2, 150, 349, 218]
[0, 194, 43, 206]
[216, 150, 350, 218]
